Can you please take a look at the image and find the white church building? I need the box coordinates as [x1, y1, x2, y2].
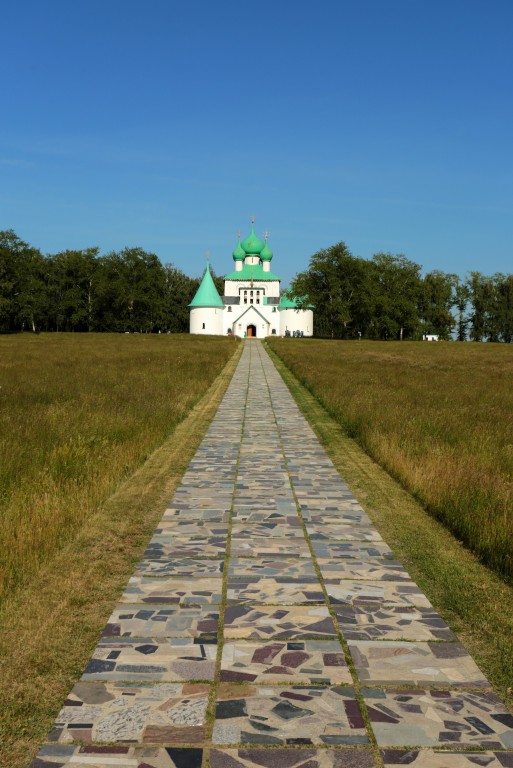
[189, 219, 314, 338]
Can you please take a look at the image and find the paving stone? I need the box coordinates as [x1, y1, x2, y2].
[144, 536, 227, 558]
[228, 557, 317, 580]
[223, 605, 337, 640]
[231, 523, 306, 538]
[381, 751, 513, 767]
[363, 687, 513, 748]
[135, 556, 224, 577]
[102, 605, 219, 640]
[82, 638, 217, 681]
[325, 579, 433, 608]
[29, 745, 204, 767]
[335, 604, 455, 641]
[227, 579, 324, 605]
[120, 576, 223, 605]
[50, 681, 210, 744]
[312, 542, 394, 559]
[349, 641, 490, 687]
[213, 683, 369, 745]
[317, 558, 411, 581]
[231, 538, 311, 557]
[220, 640, 351, 684]
[210, 748, 376, 767]
[306, 525, 383, 542]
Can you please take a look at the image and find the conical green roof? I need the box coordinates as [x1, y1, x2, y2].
[189, 263, 224, 308]
[241, 224, 264, 255]
[260, 240, 273, 261]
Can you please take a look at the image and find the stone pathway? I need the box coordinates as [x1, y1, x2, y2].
[31, 342, 513, 768]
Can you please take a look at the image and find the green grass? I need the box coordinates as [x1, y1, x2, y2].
[0, 333, 239, 601]
[268, 338, 513, 583]
[0, 333, 242, 768]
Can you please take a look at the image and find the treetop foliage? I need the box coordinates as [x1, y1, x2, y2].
[289, 241, 513, 341]
[0, 230, 219, 334]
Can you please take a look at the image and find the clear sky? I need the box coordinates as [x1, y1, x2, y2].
[1, 0, 512, 287]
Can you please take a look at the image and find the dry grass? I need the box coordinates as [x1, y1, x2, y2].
[0, 333, 238, 601]
[0, 334, 242, 768]
[267, 345, 513, 710]
[268, 339, 513, 582]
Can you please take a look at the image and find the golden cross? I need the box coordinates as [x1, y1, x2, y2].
[205, 250, 210, 263]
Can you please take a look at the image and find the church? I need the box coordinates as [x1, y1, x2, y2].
[189, 219, 314, 338]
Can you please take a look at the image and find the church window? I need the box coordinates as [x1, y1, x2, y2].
[228, 306, 232, 312]
[272, 328, 276, 334]
[272, 307, 276, 312]
[202, 323, 205, 329]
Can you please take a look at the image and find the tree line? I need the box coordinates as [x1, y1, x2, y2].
[2, 229, 512, 340]
[290, 242, 513, 341]
[0, 230, 224, 334]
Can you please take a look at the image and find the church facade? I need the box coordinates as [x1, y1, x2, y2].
[189, 220, 314, 338]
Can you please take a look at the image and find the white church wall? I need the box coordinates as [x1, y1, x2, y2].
[280, 308, 313, 337]
[190, 306, 224, 335]
[227, 304, 278, 338]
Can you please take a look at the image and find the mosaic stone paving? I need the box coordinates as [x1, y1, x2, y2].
[325, 579, 433, 608]
[102, 605, 219, 639]
[317, 557, 411, 580]
[212, 683, 369, 745]
[349, 641, 490, 687]
[220, 640, 352, 683]
[334, 604, 455, 641]
[227, 579, 325, 605]
[82, 639, 217, 681]
[136, 556, 224, 577]
[51, 682, 210, 744]
[223, 605, 337, 639]
[120, 576, 223, 605]
[363, 688, 513, 748]
[210, 750, 376, 768]
[381, 751, 513, 767]
[32, 340, 512, 766]
[144, 536, 227, 558]
[228, 556, 317, 580]
[30, 745, 205, 767]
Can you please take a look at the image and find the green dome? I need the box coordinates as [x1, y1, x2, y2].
[241, 224, 264, 255]
[232, 239, 245, 261]
[260, 241, 273, 261]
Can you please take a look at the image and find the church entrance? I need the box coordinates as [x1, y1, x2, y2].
[247, 324, 257, 338]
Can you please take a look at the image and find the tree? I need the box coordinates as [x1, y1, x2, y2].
[453, 277, 470, 341]
[419, 270, 456, 340]
[371, 253, 422, 340]
[158, 264, 199, 333]
[48, 248, 99, 331]
[290, 242, 375, 338]
[0, 230, 48, 332]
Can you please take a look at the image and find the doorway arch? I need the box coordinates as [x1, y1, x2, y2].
[247, 324, 257, 338]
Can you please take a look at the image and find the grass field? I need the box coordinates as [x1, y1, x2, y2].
[268, 338, 513, 583]
[0, 333, 238, 602]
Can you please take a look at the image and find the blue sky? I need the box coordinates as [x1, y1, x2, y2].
[1, 0, 512, 287]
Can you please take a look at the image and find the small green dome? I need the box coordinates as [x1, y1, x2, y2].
[260, 241, 273, 261]
[232, 239, 245, 261]
[241, 224, 264, 255]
